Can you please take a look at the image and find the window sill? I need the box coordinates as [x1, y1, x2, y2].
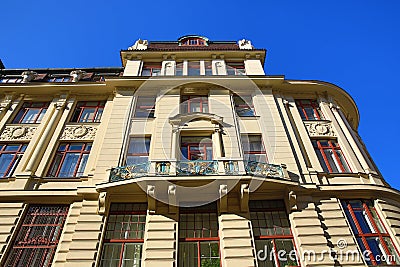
[37, 176, 89, 182]
[237, 116, 260, 119]
[132, 117, 156, 120]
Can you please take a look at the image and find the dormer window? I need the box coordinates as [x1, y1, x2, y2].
[178, 35, 208, 46]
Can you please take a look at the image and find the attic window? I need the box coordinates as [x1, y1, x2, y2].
[180, 38, 207, 46]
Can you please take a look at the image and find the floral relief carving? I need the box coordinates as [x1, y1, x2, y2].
[60, 125, 97, 140]
[304, 121, 336, 137]
[0, 125, 38, 141]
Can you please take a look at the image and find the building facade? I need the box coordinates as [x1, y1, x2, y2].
[0, 35, 399, 267]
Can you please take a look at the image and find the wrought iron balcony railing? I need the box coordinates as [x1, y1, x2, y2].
[176, 160, 218, 176]
[109, 160, 286, 182]
[245, 161, 284, 178]
[109, 162, 149, 182]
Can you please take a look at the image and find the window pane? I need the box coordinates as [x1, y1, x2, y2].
[0, 154, 14, 177]
[58, 153, 80, 177]
[179, 242, 198, 267]
[100, 243, 122, 267]
[21, 109, 40, 123]
[200, 241, 220, 267]
[122, 244, 142, 267]
[255, 239, 275, 267]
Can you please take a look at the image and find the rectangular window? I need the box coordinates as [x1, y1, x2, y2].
[134, 96, 156, 118]
[188, 61, 201, 76]
[179, 203, 220, 267]
[342, 200, 400, 265]
[233, 94, 255, 116]
[312, 140, 351, 173]
[141, 63, 162, 76]
[295, 100, 324, 120]
[12, 102, 49, 124]
[250, 200, 299, 267]
[176, 63, 184, 76]
[70, 101, 105, 122]
[100, 203, 147, 267]
[226, 62, 246, 76]
[205, 61, 213, 76]
[180, 95, 209, 113]
[126, 137, 151, 165]
[242, 135, 267, 162]
[4, 205, 69, 267]
[180, 136, 213, 160]
[47, 143, 92, 177]
[0, 144, 27, 178]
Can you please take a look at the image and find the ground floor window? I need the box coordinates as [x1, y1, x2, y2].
[4, 205, 69, 267]
[99, 203, 147, 267]
[179, 203, 220, 267]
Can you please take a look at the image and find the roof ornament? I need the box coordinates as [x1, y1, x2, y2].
[70, 70, 87, 82]
[128, 39, 148, 50]
[21, 71, 37, 83]
[238, 39, 254, 50]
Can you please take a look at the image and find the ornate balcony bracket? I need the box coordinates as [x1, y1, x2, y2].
[0, 125, 38, 141]
[109, 162, 150, 182]
[303, 121, 335, 138]
[240, 183, 250, 212]
[219, 184, 228, 213]
[288, 190, 297, 211]
[168, 185, 177, 214]
[147, 184, 156, 214]
[98, 192, 107, 215]
[176, 160, 218, 176]
[245, 161, 285, 179]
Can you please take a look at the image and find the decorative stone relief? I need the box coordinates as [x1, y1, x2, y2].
[60, 125, 98, 140]
[0, 93, 15, 113]
[128, 39, 148, 50]
[304, 121, 336, 137]
[238, 39, 254, 50]
[0, 125, 38, 141]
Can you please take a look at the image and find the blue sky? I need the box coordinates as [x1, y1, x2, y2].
[1, 0, 399, 189]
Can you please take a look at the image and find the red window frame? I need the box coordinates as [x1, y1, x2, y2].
[141, 63, 162, 76]
[250, 200, 300, 267]
[180, 136, 213, 160]
[4, 205, 69, 267]
[295, 99, 324, 120]
[181, 38, 206, 46]
[233, 94, 255, 116]
[180, 95, 209, 113]
[0, 144, 27, 178]
[12, 102, 50, 124]
[204, 61, 213, 76]
[134, 96, 156, 118]
[342, 200, 400, 265]
[126, 137, 151, 165]
[100, 203, 147, 267]
[178, 203, 220, 267]
[70, 101, 105, 122]
[241, 135, 267, 162]
[187, 61, 201, 76]
[226, 62, 246, 75]
[47, 143, 92, 178]
[312, 140, 351, 173]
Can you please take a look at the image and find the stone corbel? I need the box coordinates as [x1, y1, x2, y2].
[21, 71, 37, 83]
[98, 192, 107, 214]
[147, 184, 156, 214]
[54, 93, 68, 110]
[168, 184, 177, 214]
[240, 183, 249, 212]
[70, 70, 87, 82]
[219, 184, 228, 213]
[0, 92, 15, 113]
[288, 190, 297, 211]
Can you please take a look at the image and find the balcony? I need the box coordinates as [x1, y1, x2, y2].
[109, 160, 286, 182]
[176, 160, 218, 176]
[245, 161, 284, 178]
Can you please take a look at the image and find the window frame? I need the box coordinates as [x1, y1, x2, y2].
[47, 142, 92, 178]
[12, 102, 50, 124]
[134, 96, 156, 118]
[126, 137, 151, 165]
[70, 101, 105, 123]
[241, 135, 267, 163]
[0, 143, 27, 178]
[312, 139, 351, 173]
[250, 200, 300, 267]
[233, 94, 255, 117]
[4, 205, 69, 267]
[141, 63, 162, 76]
[342, 200, 400, 265]
[295, 99, 324, 120]
[180, 136, 213, 160]
[178, 203, 220, 267]
[226, 62, 246, 76]
[99, 203, 147, 267]
[180, 95, 209, 113]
